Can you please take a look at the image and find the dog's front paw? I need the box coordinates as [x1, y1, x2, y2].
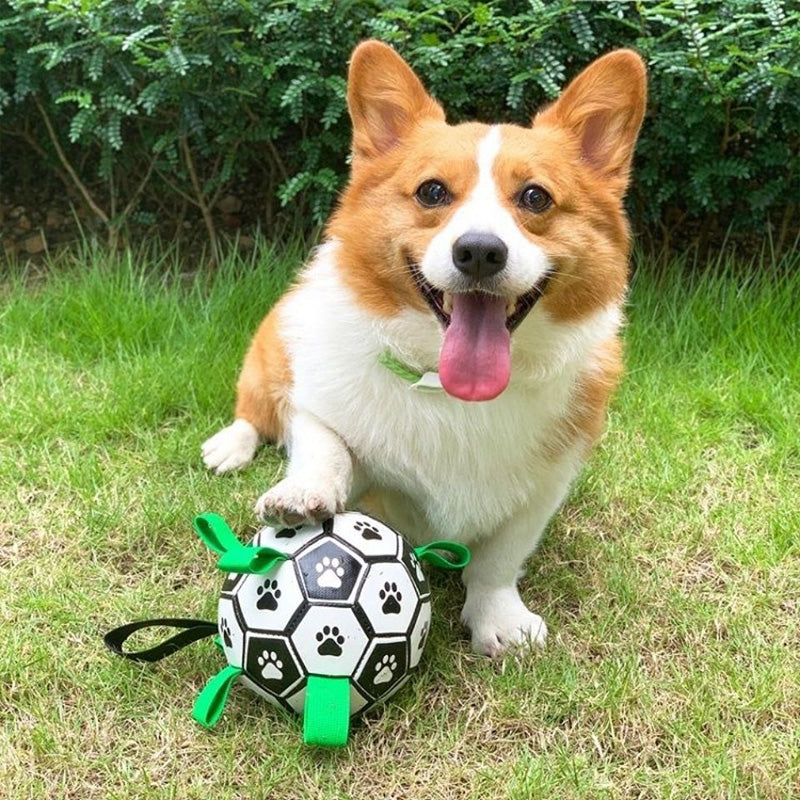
[255, 476, 345, 526]
[202, 420, 259, 474]
[461, 587, 548, 658]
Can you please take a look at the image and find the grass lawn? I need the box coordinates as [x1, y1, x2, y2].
[1, 242, 798, 799]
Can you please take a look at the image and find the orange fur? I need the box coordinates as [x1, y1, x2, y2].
[327, 120, 487, 317]
[491, 123, 631, 323]
[235, 298, 292, 441]
[546, 337, 624, 459]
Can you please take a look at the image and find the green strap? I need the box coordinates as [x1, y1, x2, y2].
[193, 513, 241, 553]
[216, 546, 287, 574]
[193, 513, 288, 574]
[303, 676, 350, 747]
[192, 664, 242, 728]
[414, 540, 471, 570]
[379, 350, 423, 384]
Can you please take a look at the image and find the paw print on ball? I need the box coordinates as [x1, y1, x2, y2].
[354, 520, 382, 541]
[258, 650, 283, 681]
[219, 618, 233, 648]
[408, 550, 425, 583]
[315, 625, 345, 657]
[297, 540, 363, 602]
[338, 512, 399, 557]
[256, 579, 281, 611]
[379, 582, 402, 615]
[275, 525, 301, 540]
[409, 601, 432, 668]
[244, 635, 303, 697]
[373, 653, 397, 685]
[315, 556, 344, 589]
[400, 541, 430, 598]
[354, 639, 408, 699]
[234, 561, 304, 633]
[418, 620, 429, 651]
[358, 563, 416, 635]
[290, 606, 369, 677]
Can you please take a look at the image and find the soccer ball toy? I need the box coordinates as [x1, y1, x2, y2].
[104, 511, 469, 747]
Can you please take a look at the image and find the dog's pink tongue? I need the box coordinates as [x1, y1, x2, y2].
[439, 293, 510, 401]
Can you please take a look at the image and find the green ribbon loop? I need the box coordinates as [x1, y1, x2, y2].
[192, 664, 243, 729]
[216, 545, 287, 574]
[193, 513, 241, 554]
[303, 675, 351, 747]
[414, 540, 471, 570]
[193, 513, 289, 575]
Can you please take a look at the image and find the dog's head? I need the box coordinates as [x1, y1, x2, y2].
[328, 41, 646, 401]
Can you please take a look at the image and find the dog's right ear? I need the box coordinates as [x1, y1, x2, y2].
[347, 40, 444, 159]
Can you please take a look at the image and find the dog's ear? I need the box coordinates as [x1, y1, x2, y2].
[536, 49, 647, 194]
[347, 40, 444, 159]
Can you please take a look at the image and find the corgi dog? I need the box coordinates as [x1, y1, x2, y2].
[202, 41, 647, 657]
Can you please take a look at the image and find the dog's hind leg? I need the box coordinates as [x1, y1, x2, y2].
[460, 444, 584, 656]
[202, 306, 291, 474]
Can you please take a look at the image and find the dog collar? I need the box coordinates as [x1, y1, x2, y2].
[379, 350, 443, 392]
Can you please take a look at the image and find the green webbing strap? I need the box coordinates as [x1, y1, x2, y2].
[303, 675, 350, 747]
[379, 350, 423, 384]
[414, 540, 471, 570]
[193, 513, 289, 574]
[379, 350, 444, 392]
[192, 664, 243, 729]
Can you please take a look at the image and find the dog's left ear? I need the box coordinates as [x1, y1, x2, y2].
[347, 40, 444, 160]
[536, 49, 647, 194]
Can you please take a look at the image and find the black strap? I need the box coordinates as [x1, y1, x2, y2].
[104, 618, 218, 663]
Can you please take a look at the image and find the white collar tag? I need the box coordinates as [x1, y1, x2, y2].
[410, 371, 443, 392]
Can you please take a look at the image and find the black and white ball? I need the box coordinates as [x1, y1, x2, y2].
[217, 512, 431, 716]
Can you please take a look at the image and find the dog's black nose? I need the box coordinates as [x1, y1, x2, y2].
[452, 232, 508, 279]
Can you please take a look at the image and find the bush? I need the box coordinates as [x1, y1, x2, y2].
[1, 0, 798, 252]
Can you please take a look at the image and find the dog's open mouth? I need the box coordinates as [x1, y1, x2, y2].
[406, 257, 551, 402]
[407, 259, 550, 334]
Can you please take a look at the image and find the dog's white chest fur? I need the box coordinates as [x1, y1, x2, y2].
[279, 242, 610, 542]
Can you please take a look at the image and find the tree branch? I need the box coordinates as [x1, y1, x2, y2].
[120, 156, 156, 221]
[181, 134, 218, 260]
[33, 95, 109, 224]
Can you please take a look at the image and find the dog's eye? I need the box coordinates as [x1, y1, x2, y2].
[415, 180, 450, 208]
[519, 185, 552, 213]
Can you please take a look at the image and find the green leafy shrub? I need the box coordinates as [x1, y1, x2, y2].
[0, 0, 797, 251]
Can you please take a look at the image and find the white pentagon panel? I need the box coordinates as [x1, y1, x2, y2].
[330, 511, 401, 559]
[408, 598, 432, 669]
[290, 605, 369, 677]
[296, 538, 366, 605]
[243, 633, 304, 698]
[358, 561, 418, 635]
[254, 522, 324, 555]
[233, 559, 305, 633]
[353, 637, 409, 702]
[216, 596, 244, 668]
[284, 682, 370, 717]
